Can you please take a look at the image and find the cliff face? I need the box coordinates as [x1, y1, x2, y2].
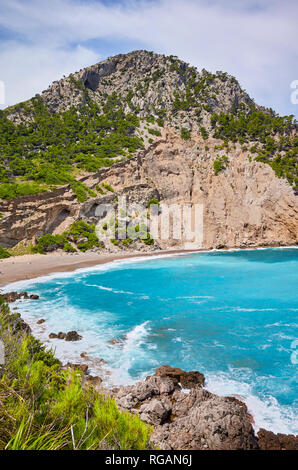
[1, 129, 297, 249]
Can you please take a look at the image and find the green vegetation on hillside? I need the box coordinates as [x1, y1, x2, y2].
[0, 93, 142, 200]
[211, 108, 297, 189]
[0, 298, 152, 450]
[213, 155, 229, 175]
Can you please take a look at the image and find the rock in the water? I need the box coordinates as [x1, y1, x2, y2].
[2, 291, 28, 302]
[109, 338, 122, 345]
[155, 365, 205, 388]
[65, 330, 82, 341]
[49, 333, 58, 339]
[257, 429, 298, 450]
[30, 294, 39, 300]
[57, 332, 66, 339]
[37, 319, 45, 324]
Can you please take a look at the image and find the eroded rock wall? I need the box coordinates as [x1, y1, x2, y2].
[0, 130, 297, 249]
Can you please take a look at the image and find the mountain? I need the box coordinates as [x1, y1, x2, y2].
[0, 50, 297, 250]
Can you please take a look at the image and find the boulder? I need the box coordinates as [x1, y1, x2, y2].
[30, 294, 39, 300]
[57, 332, 66, 339]
[37, 319, 45, 324]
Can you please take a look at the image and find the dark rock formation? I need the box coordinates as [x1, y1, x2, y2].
[36, 319, 45, 324]
[1, 291, 39, 302]
[155, 364, 205, 388]
[49, 330, 82, 341]
[65, 330, 82, 341]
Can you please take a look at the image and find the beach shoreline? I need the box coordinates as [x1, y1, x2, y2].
[1, 245, 297, 289]
[0, 249, 192, 288]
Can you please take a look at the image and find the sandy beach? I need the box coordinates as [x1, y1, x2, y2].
[0, 249, 202, 287]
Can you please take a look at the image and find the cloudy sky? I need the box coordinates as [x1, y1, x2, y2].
[0, 0, 297, 116]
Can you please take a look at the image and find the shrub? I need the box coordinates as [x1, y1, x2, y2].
[147, 198, 160, 208]
[0, 245, 11, 259]
[213, 155, 229, 175]
[0, 300, 152, 450]
[180, 128, 191, 140]
[102, 183, 114, 193]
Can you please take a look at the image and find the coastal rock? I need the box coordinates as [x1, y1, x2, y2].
[49, 331, 66, 339]
[155, 365, 205, 388]
[84, 375, 103, 387]
[151, 394, 258, 450]
[37, 319, 45, 324]
[7, 312, 31, 334]
[114, 367, 257, 450]
[2, 291, 28, 302]
[65, 330, 82, 341]
[114, 375, 175, 411]
[1, 291, 39, 303]
[257, 428, 298, 450]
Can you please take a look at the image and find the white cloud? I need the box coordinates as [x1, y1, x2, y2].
[0, 0, 297, 116]
[0, 42, 99, 107]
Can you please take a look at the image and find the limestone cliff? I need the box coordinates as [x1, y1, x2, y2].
[1, 129, 297, 249]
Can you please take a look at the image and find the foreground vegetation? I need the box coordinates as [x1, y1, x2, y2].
[0, 298, 152, 450]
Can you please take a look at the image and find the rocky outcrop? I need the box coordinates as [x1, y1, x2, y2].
[49, 330, 82, 341]
[257, 429, 298, 450]
[155, 364, 205, 388]
[111, 366, 298, 450]
[1, 131, 297, 250]
[112, 367, 258, 450]
[1, 291, 39, 302]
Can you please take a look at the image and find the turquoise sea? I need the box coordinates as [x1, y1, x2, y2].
[8, 248, 298, 434]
